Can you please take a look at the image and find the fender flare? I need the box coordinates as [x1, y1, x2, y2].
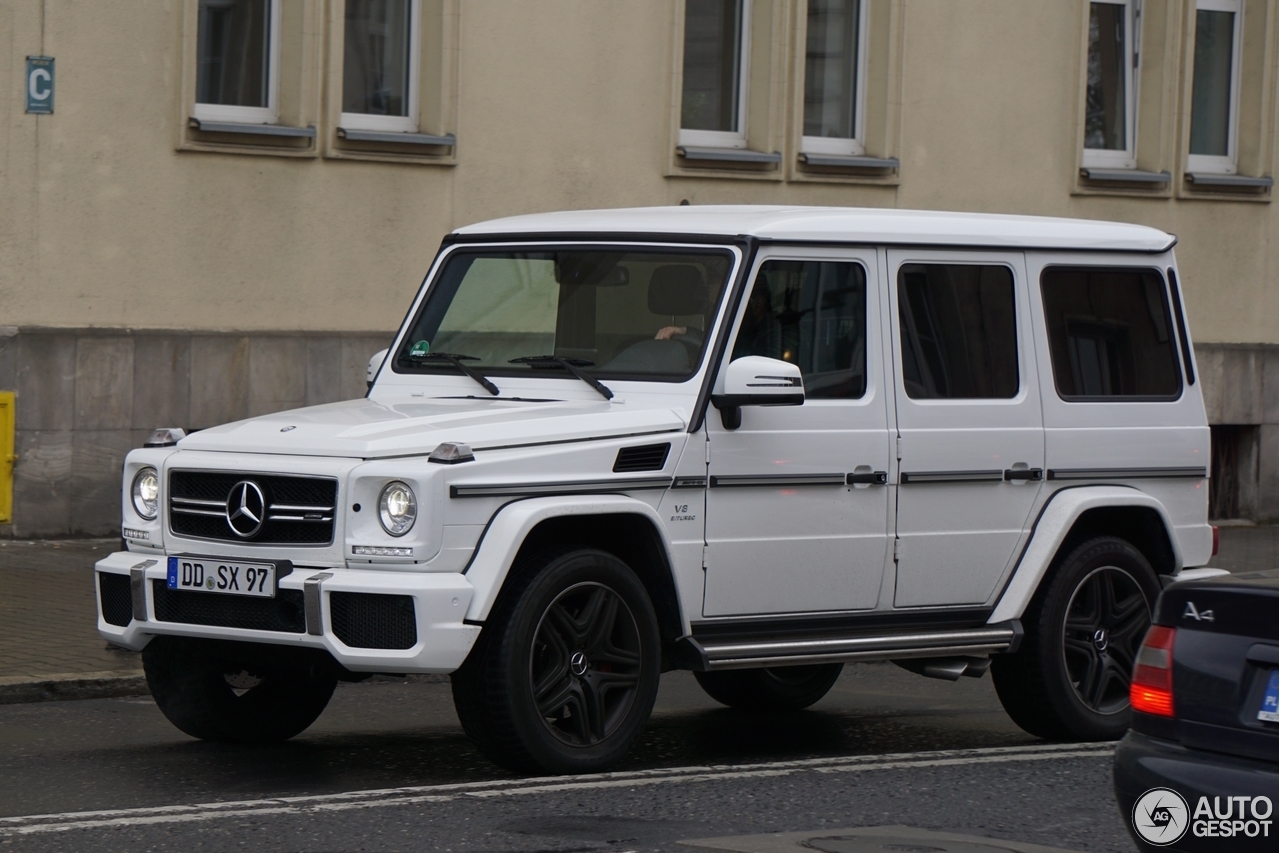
[988, 486, 1182, 624]
[462, 495, 677, 623]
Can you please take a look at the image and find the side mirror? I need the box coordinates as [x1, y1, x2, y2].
[367, 348, 389, 391]
[710, 356, 804, 430]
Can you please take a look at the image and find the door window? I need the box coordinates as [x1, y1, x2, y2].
[733, 260, 867, 399]
[1040, 267, 1182, 399]
[897, 264, 1018, 399]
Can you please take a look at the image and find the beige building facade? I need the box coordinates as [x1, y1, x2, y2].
[0, 0, 1276, 536]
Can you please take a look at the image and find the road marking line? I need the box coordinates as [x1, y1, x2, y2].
[0, 742, 1114, 836]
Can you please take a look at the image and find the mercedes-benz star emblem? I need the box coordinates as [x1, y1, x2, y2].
[569, 651, 589, 676]
[226, 481, 266, 538]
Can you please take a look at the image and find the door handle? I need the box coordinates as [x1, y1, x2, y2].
[1003, 468, 1044, 482]
[846, 471, 888, 485]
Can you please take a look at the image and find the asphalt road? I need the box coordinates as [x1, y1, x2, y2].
[0, 663, 1135, 853]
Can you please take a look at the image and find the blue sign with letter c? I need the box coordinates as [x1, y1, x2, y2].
[26, 56, 54, 114]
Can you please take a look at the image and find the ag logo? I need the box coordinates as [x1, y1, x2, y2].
[1133, 787, 1190, 845]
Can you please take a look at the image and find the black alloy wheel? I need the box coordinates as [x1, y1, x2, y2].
[991, 535, 1159, 741]
[531, 582, 644, 747]
[1062, 565, 1151, 716]
[450, 548, 661, 773]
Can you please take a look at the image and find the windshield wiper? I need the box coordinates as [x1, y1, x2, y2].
[508, 355, 614, 401]
[399, 352, 500, 396]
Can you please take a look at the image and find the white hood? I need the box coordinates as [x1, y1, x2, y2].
[176, 397, 688, 458]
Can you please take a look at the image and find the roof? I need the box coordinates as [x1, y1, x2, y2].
[452, 205, 1176, 253]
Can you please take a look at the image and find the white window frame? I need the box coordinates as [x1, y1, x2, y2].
[800, 0, 869, 157]
[192, 0, 282, 125]
[1186, 0, 1243, 175]
[1082, 0, 1139, 170]
[679, 0, 753, 150]
[339, 0, 422, 133]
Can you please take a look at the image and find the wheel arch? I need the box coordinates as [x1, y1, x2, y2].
[462, 496, 684, 644]
[989, 486, 1181, 624]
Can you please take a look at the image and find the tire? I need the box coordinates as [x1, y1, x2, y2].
[991, 536, 1159, 741]
[451, 548, 661, 774]
[142, 636, 337, 743]
[694, 663, 843, 712]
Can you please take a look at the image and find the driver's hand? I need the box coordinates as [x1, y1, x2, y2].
[655, 326, 687, 340]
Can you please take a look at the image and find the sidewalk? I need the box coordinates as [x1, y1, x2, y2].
[0, 538, 145, 703]
[1, 528, 1275, 704]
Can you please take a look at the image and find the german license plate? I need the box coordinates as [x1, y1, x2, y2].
[166, 556, 276, 598]
[1259, 670, 1279, 723]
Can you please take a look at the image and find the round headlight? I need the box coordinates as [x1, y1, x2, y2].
[132, 467, 159, 520]
[378, 481, 417, 537]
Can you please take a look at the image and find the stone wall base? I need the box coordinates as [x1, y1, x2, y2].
[0, 331, 1275, 537]
[0, 328, 391, 538]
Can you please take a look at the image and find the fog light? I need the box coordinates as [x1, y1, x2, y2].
[131, 468, 159, 520]
[378, 481, 417, 537]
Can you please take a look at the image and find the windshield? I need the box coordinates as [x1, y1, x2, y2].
[394, 248, 735, 382]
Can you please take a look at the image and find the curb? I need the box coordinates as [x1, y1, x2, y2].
[0, 671, 149, 705]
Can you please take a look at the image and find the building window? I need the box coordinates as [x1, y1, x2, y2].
[193, 0, 280, 125]
[801, 0, 866, 157]
[341, 0, 420, 133]
[1082, 0, 1136, 169]
[1187, 0, 1242, 174]
[680, 0, 751, 149]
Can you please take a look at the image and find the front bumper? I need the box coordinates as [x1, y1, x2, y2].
[94, 551, 481, 674]
[1113, 729, 1279, 852]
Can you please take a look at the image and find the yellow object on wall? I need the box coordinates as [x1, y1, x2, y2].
[0, 392, 13, 524]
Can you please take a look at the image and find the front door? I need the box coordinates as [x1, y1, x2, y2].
[886, 250, 1045, 608]
[702, 248, 892, 617]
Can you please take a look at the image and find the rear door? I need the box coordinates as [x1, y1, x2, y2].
[886, 250, 1045, 608]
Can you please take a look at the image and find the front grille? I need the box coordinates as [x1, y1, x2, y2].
[152, 580, 306, 633]
[613, 442, 671, 473]
[99, 573, 133, 627]
[330, 592, 417, 650]
[168, 471, 337, 545]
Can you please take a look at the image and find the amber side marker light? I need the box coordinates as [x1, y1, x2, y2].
[1131, 625, 1177, 717]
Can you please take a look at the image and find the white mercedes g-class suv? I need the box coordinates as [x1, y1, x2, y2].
[97, 206, 1213, 773]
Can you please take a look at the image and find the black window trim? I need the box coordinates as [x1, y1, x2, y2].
[1166, 267, 1196, 386]
[1039, 264, 1185, 403]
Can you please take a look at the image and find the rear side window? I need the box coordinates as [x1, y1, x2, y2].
[733, 260, 867, 399]
[898, 263, 1019, 399]
[1040, 267, 1182, 400]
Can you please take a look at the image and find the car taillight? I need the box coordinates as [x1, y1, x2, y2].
[1131, 625, 1176, 717]
[1211, 524, 1220, 556]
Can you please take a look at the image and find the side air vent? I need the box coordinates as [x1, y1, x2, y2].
[99, 572, 133, 627]
[613, 442, 671, 473]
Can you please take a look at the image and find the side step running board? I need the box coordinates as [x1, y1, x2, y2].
[679, 621, 1022, 671]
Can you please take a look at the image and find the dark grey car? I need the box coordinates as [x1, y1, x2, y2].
[1113, 568, 1278, 851]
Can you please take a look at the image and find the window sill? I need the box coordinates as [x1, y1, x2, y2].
[676, 146, 782, 165]
[1178, 172, 1273, 202]
[1185, 173, 1273, 189]
[337, 128, 456, 147]
[189, 118, 316, 138]
[325, 128, 458, 166]
[799, 153, 897, 170]
[790, 153, 900, 186]
[181, 118, 317, 157]
[1079, 167, 1170, 184]
[1073, 167, 1172, 199]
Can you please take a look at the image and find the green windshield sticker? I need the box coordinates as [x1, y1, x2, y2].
[410, 340, 431, 357]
